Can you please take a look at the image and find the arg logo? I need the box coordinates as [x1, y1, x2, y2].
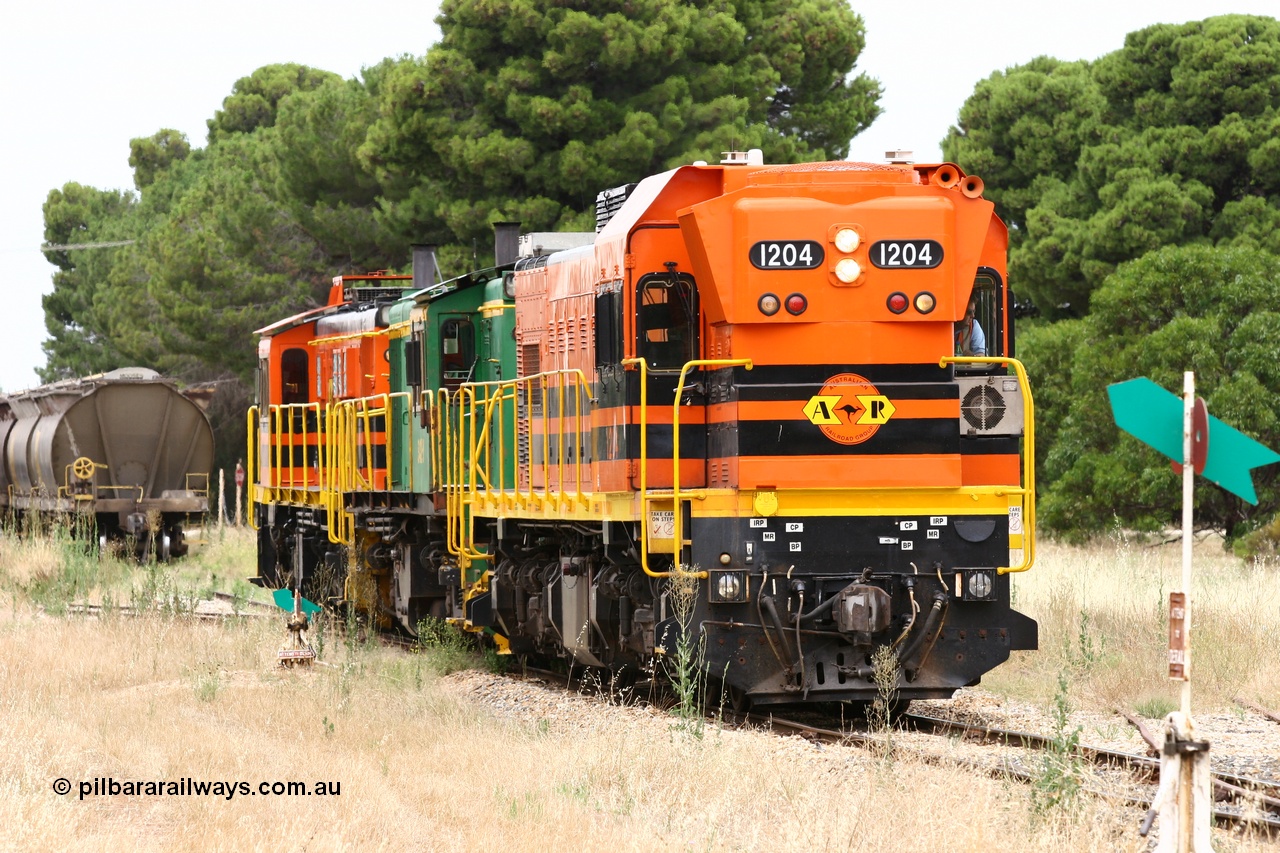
[802, 373, 895, 445]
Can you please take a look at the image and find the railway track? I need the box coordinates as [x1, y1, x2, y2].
[505, 663, 1279, 835]
[60, 599, 1278, 836]
[61, 593, 275, 621]
[748, 708, 1280, 834]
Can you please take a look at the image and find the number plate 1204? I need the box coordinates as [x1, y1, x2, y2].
[750, 240, 824, 270]
[870, 239, 943, 269]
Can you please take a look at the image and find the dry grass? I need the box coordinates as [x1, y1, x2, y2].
[989, 534, 1280, 715]
[0, 524, 1276, 851]
[0, 613, 1140, 852]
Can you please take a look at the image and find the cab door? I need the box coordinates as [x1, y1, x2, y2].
[630, 271, 705, 490]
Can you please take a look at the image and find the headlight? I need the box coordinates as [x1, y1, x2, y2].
[710, 570, 748, 603]
[965, 570, 994, 601]
[834, 228, 860, 253]
[834, 258, 862, 283]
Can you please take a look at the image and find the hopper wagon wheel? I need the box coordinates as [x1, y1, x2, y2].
[73, 456, 96, 480]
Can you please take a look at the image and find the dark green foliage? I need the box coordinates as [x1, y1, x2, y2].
[1037, 245, 1280, 540]
[207, 63, 341, 143]
[360, 0, 881, 246]
[1012, 318, 1084, 490]
[943, 15, 1280, 318]
[129, 129, 191, 191]
[946, 14, 1280, 540]
[41, 182, 144, 379]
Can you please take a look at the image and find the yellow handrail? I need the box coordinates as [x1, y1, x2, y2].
[246, 405, 259, 530]
[939, 356, 1036, 574]
[325, 403, 351, 545]
[419, 389, 437, 492]
[621, 357, 753, 578]
[671, 359, 753, 579]
[264, 402, 323, 497]
[620, 358, 656, 576]
[440, 370, 593, 563]
[185, 472, 210, 497]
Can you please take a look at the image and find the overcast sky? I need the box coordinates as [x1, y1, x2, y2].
[1, 1, 1275, 392]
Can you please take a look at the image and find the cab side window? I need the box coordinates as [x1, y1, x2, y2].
[280, 348, 309, 404]
[637, 274, 698, 371]
[440, 317, 475, 388]
[955, 270, 1003, 371]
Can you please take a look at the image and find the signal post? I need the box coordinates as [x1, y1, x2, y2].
[1110, 372, 1280, 851]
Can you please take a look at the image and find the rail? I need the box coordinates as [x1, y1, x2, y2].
[443, 369, 594, 564]
[938, 355, 1036, 574]
[326, 391, 415, 545]
[621, 357, 754, 578]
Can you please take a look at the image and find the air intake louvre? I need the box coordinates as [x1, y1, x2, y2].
[595, 184, 635, 232]
[955, 375, 1024, 436]
[350, 287, 404, 304]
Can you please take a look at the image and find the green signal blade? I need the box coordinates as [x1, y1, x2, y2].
[1200, 415, 1280, 504]
[1108, 377, 1280, 504]
[272, 588, 323, 616]
[1107, 378, 1183, 460]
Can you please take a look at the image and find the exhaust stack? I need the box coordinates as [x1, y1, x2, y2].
[494, 222, 521, 267]
[412, 244, 438, 291]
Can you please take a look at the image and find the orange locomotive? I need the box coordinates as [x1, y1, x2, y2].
[477, 152, 1036, 707]
[252, 151, 1037, 710]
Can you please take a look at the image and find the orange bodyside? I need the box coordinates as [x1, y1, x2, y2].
[514, 160, 1018, 496]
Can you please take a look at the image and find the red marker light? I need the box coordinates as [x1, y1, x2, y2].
[785, 293, 807, 315]
[887, 292, 908, 314]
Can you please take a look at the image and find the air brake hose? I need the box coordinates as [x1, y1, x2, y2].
[901, 593, 950, 680]
[795, 595, 837, 625]
[759, 594, 795, 677]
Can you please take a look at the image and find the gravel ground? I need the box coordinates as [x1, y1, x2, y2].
[914, 689, 1280, 784]
[437, 668, 1280, 800]
[435, 666, 1280, 829]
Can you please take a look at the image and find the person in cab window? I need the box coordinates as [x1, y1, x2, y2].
[955, 298, 987, 357]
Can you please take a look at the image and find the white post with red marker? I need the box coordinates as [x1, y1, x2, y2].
[1151, 372, 1212, 853]
[1109, 371, 1280, 848]
[234, 460, 245, 527]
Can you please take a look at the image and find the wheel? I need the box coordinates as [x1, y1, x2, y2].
[709, 678, 751, 713]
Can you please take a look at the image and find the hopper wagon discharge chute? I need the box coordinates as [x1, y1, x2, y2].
[0, 367, 215, 559]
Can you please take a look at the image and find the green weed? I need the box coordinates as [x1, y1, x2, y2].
[1135, 695, 1177, 719]
[663, 567, 708, 738]
[415, 616, 475, 676]
[1031, 671, 1085, 816]
[869, 644, 902, 760]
